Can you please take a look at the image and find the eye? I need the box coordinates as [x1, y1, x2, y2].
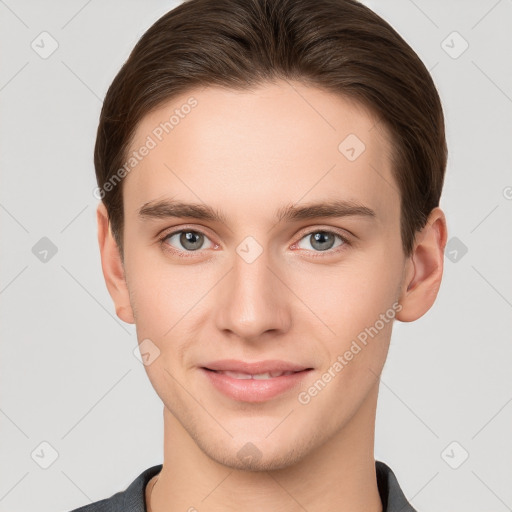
[160, 229, 214, 254]
[295, 229, 349, 253]
[158, 227, 350, 258]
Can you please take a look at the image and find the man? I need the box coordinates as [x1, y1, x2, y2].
[72, 0, 447, 510]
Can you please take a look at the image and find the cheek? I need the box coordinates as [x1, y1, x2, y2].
[293, 251, 403, 343]
[342, 269, 400, 334]
[130, 274, 192, 341]
[296, 257, 400, 416]
[126, 262, 195, 402]
[124, 250, 213, 362]
[123, 244, 175, 340]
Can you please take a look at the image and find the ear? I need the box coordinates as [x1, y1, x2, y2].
[395, 207, 448, 322]
[96, 202, 135, 324]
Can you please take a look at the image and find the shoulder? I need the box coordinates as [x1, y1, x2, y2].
[376, 460, 418, 512]
[66, 465, 162, 512]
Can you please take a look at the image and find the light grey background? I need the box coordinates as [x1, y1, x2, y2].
[1, 1, 511, 511]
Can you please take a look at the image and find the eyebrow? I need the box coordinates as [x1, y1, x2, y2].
[138, 198, 376, 224]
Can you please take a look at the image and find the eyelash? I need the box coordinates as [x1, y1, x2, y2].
[158, 226, 352, 259]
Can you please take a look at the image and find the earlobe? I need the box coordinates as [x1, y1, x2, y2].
[96, 202, 135, 324]
[395, 207, 448, 323]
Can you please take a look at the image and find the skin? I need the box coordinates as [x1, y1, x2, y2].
[97, 80, 447, 512]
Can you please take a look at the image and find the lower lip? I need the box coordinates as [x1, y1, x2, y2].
[200, 368, 312, 403]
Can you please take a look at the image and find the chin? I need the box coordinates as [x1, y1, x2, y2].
[197, 434, 312, 472]
[216, 448, 302, 472]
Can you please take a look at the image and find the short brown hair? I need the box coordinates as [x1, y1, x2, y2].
[94, 0, 447, 258]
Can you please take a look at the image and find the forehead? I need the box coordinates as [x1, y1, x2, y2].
[123, 80, 398, 226]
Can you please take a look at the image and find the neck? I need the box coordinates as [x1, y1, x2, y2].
[149, 381, 383, 512]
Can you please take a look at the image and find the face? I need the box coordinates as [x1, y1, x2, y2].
[110, 80, 412, 470]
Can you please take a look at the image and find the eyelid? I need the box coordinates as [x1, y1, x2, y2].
[157, 223, 214, 239]
[293, 225, 353, 246]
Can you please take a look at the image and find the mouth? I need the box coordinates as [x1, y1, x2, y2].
[202, 368, 305, 379]
[199, 361, 313, 402]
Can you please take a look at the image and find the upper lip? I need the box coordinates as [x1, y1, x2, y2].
[202, 359, 312, 374]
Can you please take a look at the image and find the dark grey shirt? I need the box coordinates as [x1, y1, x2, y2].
[68, 460, 417, 512]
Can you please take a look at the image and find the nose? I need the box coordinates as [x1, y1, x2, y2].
[213, 247, 292, 343]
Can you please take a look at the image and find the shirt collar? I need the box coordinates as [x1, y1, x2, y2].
[74, 460, 416, 512]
